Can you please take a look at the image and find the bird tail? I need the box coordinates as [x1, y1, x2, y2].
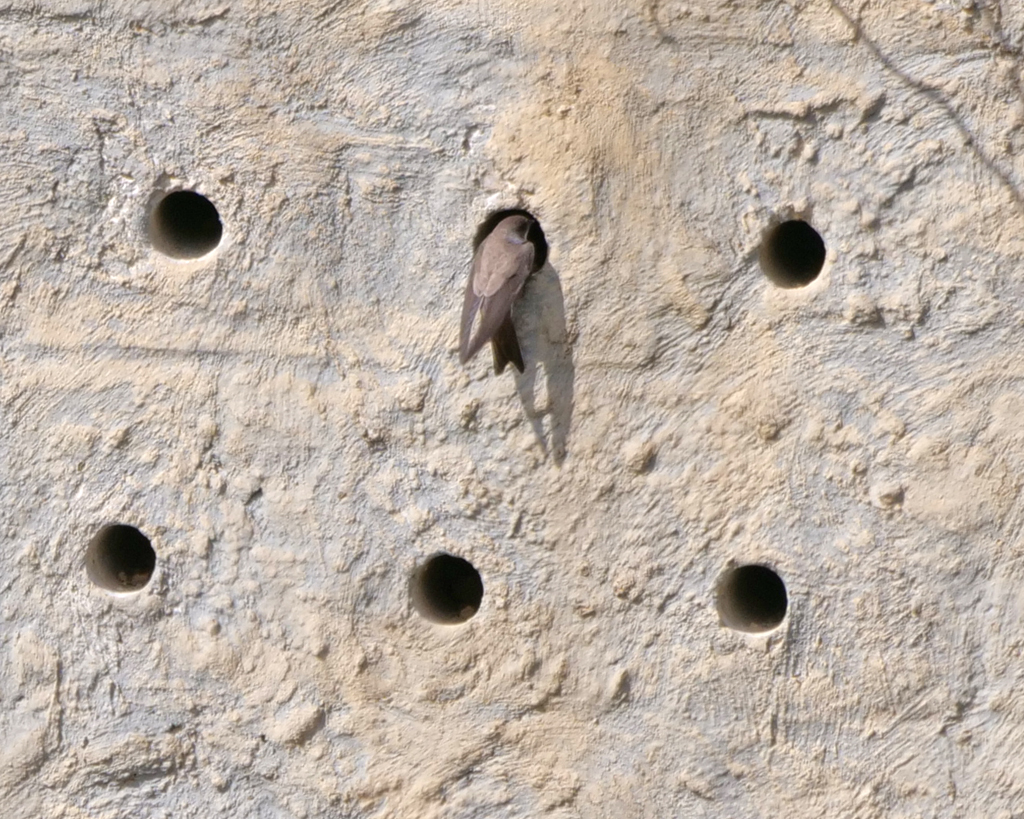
[491, 313, 524, 374]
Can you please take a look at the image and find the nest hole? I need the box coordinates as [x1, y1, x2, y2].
[149, 190, 223, 259]
[411, 553, 483, 625]
[86, 524, 156, 593]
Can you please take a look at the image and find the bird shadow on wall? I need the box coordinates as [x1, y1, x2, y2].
[515, 263, 574, 465]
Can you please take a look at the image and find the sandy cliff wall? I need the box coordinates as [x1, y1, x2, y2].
[3, 1, 1024, 816]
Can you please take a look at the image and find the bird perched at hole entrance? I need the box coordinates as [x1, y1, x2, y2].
[459, 214, 539, 374]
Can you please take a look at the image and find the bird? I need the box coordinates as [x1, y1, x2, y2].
[459, 214, 538, 374]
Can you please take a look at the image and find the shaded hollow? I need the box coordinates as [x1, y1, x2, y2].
[410, 553, 484, 624]
[760, 220, 825, 288]
[86, 524, 156, 593]
[716, 564, 788, 633]
[149, 190, 223, 259]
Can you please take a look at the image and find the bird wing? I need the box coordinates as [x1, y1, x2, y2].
[459, 235, 534, 365]
[474, 231, 534, 297]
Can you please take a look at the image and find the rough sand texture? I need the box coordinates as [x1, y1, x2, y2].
[3, 1, 1024, 816]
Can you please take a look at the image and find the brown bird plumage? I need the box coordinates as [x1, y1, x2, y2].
[459, 215, 537, 374]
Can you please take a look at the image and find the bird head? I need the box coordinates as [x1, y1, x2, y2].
[498, 214, 533, 245]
